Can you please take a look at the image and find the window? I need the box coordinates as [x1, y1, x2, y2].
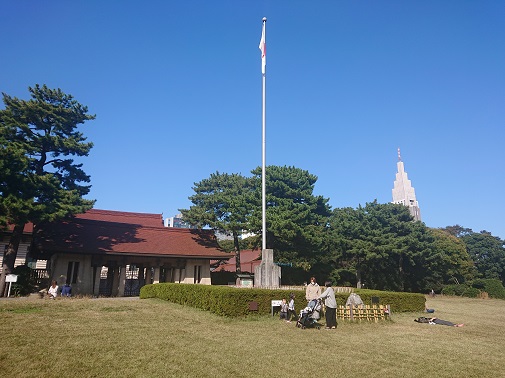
[194, 265, 202, 284]
[66, 262, 80, 284]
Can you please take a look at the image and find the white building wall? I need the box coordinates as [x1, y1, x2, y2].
[392, 158, 422, 221]
[183, 259, 211, 285]
[0, 239, 47, 273]
[48, 253, 94, 295]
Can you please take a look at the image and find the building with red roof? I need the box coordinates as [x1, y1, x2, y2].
[212, 249, 262, 274]
[29, 209, 230, 296]
[0, 222, 44, 274]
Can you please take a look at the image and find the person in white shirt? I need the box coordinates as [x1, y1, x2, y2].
[48, 281, 58, 299]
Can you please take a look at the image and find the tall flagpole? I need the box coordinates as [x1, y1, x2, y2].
[257, 17, 280, 288]
[259, 17, 267, 251]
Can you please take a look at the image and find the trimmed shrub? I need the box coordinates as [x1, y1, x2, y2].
[471, 279, 505, 299]
[354, 289, 426, 313]
[140, 284, 425, 317]
[441, 280, 505, 299]
[441, 284, 467, 296]
[462, 287, 481, 298]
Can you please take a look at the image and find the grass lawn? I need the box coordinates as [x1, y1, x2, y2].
[0, 294, 504, 378]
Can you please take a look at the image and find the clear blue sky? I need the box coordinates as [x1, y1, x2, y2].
[1, 1, 504, 239]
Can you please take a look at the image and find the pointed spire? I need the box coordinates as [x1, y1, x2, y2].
[392, 149, 421, 221]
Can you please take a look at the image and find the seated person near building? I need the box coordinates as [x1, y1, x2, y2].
[48, 281, 59, 299]
[61, 284, 72, 297]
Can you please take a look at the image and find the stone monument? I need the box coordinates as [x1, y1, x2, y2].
[255, 249, 281, 288]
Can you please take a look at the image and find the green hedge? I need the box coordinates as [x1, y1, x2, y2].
[441, 279, 505, 299]
[140, 284, 425, 317]
[353, 289, 425, 312]
[472, 279, 505, 299]
[441, 284, 467, 296]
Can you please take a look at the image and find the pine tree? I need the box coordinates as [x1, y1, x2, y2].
[0, 85, 95, 295]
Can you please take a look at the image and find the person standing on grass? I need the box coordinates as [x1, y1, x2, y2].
[279, 298, 288, 320]
[287, 293, 296, 322]
[305, 276, 320, 303]
[319, 281, 337, 329]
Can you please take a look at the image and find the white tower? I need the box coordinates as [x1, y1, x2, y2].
[392, 148, 421, 221]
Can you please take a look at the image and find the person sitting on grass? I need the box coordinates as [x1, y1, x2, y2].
[47, 280, 59, 299]
[61, 283, 72, 297]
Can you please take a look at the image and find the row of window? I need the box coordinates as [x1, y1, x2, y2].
[62, 262, 203, 285]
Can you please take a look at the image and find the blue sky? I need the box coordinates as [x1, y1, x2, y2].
[1, 1, 504, 239]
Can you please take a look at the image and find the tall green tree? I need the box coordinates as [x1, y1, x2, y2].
[326, 206, 371, 288]
[462, 231, 505, 284]
[179, 172, 255, 273]
[250, 165, 331, 270]
[442, 225, 473, 238]
[425, 228, 475, 290]
[0, 85, 95, 295]
[327, 201, 434, 291]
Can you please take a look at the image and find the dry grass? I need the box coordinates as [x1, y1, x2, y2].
[0, 295, 504, 377]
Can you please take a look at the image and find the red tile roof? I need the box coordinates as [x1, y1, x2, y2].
[213, 249, 262, 273]
[75, 209, 164, 228]
[32, 209, 230, 259]
[5, 222, 34, 233]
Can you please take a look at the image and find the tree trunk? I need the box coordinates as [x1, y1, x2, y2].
[233, 231, 241, 274]
[399, 254, 405, 292]
[0, 223, 25, 297]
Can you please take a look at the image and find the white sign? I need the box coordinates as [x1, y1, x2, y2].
[6, 274, 18, 283]
[271, 300, 283, 316]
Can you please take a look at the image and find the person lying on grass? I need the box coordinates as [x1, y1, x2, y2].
[415, 317, 464, 327]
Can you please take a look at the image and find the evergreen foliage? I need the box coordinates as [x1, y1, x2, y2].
[250, 165, 331, 269]
[474, 279, 505, 299]
[0, 85, 95, 295]
[425, 228, 475, 291]
[179, 172, 255, 273]
[461, 231, 505, 283]
[182, 166, 505, 292]
[326, 201, 434, 292]
[441, 279, 505, 299]
[442, 279, 505, 299]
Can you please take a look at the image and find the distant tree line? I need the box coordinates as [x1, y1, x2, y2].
[2, 86, 503, 296]
[181, 168, 505, 293]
